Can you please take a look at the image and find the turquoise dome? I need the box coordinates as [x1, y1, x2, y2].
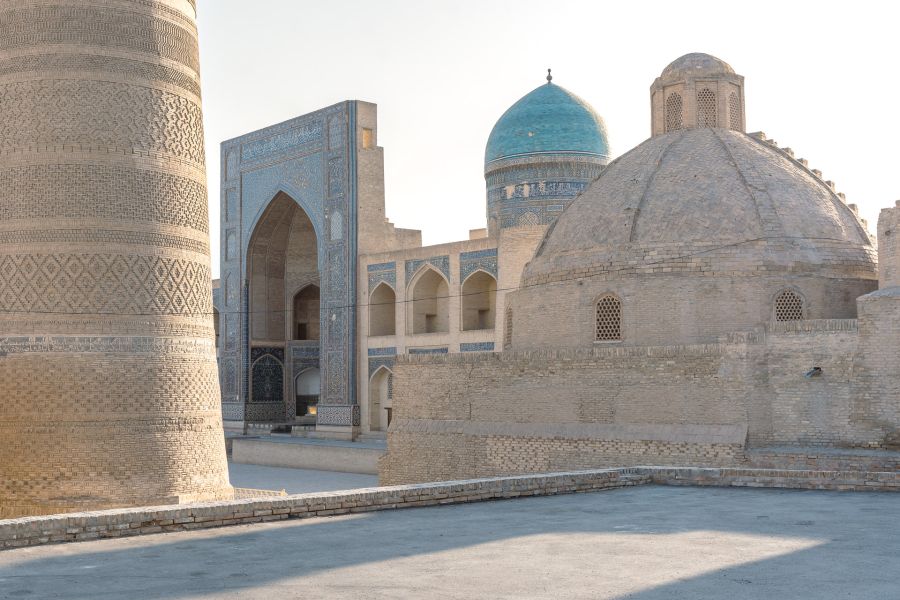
[485, 81, 610, 167]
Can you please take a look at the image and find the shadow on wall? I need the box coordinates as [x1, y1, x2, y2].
[1, 487, 898, 599]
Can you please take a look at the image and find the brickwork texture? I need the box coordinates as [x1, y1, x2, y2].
[0, 0, 232, 518]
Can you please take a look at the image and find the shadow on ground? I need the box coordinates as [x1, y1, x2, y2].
[1, 486, 897, 599]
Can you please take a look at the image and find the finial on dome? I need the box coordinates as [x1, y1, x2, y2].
[547, 68, 552, 84]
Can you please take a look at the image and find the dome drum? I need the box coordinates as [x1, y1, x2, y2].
[518, 126, 877, 349]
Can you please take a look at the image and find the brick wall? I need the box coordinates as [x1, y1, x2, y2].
[381, 321, 899, 484]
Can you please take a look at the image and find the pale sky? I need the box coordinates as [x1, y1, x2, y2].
[198, 0, 900, 278]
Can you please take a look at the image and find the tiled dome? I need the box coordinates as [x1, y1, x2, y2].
[485, 81, 610, 167]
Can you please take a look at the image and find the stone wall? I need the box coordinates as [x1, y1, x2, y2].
[381, 321, 898, 484]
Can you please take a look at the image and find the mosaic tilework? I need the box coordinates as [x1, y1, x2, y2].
[222, 101, 359, 425]
[406, 255, 450, 284]
[250, 347, 284, 407]
[460, 249, 498, 281]
[368, 347, 397, 377]
[367, 262, 396, 292]
[368, 356, 396, 378]
[408, 347, 449, 355]
[368, 347, 397, 357]
[460, 342, 495, 352]
[317, 404, 360, 427]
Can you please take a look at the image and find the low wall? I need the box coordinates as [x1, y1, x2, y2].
[382, 321, 898, 484]
[4, 467, 898, 550]
[232, 437, 383, 474]
[0, 469, 640, 549]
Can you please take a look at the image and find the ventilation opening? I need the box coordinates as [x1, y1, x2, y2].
[697, 88, 717, 128]
[774, 290, 804, 322]
[595, 295, 622, 341]
[728, 92, 741, 131]
[665, 92, 683, 132]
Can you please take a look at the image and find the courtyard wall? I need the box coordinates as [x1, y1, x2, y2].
[381, 320, 898, 484]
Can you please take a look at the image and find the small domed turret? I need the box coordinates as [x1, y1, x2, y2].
[651, 52, 745, 136]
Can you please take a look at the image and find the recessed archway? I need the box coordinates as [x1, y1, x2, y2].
[369, 283, 396, 336]
[247, 191, 319, 344]
[408, 267, 449, 334]
[292, 284, 320, 341]
[295, 367, 321, 418]
[369, 367, 393, 432]
[461, 271, 496, 331]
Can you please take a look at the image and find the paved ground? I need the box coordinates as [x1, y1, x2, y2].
[228, 461, 378, 494]
[1, 486, 898, 599]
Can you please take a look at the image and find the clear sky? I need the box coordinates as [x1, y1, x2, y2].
[198, 0, 900, 278]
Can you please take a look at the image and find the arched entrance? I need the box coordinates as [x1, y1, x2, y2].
[295, 368, 320, 421]
[247, 191, 320, 419]
[369, 367, 393, 432]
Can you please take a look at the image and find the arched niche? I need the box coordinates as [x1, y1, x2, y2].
[292, 284, 320, 341]
[461, 271, 497, 331]
[247, 191, 320, 343]
[408, 267, 449, 334]
[295, 367, 321, 418]
[369, 283, 396, 336]
[369, 367, 393, 432]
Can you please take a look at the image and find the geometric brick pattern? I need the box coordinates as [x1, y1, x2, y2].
[0, 164, 210, 232]
[0, 254, 212, 316]
[0, 0, 231, 518]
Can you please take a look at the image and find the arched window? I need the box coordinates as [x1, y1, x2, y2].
[504, 307, 513, 348]
[665, 93, 683, 132]
[774, 290, 804, 322]
[409, 268, 449, 334]
[728, 92, 741, 131]
[369, 283, 396, 336]
[697, 88, 717, 128]
[292, 285, 320, 341]
[462, 271, 497, 331]
[595, 295, 622, 342]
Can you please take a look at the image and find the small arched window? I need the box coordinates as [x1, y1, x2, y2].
[595, 295, 622, 342]
[665, 93, 683, 132]
[774, 290, 804, 322]
[728, 92, 741, 131]
[697, 88, 717, 128]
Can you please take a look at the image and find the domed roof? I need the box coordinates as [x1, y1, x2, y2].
[526, 128, 873, 280]
[660, 53, 735, 81]
[485, 81, 609, 167]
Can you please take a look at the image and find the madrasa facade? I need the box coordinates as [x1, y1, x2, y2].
[214, 54, 900, 472]
[213, 68, 610, 435]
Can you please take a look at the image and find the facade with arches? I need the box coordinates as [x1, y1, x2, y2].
[214, 75, 609, 438]
[379, 54, 900, 484]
